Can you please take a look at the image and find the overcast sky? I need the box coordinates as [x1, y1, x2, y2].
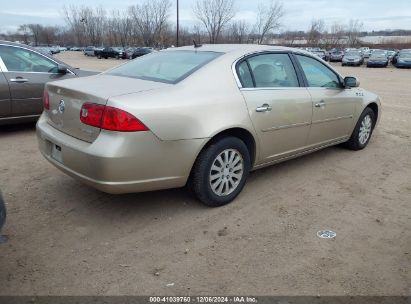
[1, 0, 411, 34]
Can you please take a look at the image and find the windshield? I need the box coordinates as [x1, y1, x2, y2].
[371, 51, 387, 58]
[107, 50, 222, 84]
[399, 51, 411, 58]
[345, 51, 360, 56]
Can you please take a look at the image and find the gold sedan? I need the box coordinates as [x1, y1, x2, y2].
[36, 44, 381, 206]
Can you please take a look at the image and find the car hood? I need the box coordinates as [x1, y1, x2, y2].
[369, 56, 387, 60]
[344, 55, 361, 60]
[72, 68, 100, 77]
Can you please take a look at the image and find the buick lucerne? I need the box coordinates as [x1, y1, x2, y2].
[37, 45, 381, 206]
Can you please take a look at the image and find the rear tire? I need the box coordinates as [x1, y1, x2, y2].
[189, 137, 251, 207]
[344, 107, 376, 151]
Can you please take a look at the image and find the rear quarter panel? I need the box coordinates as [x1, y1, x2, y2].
[106, 56, 257, 143]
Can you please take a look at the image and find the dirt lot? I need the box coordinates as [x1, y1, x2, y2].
[0, 51, 410, 296]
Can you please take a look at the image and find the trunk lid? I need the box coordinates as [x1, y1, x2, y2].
[46, 74, 167, 142]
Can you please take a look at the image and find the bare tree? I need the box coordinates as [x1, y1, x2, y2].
[228, 20, 250, 43]
[254, 0, 284, 44]
[346, 19, 364, 47]
[193, 0, 236, 44]
[324, 22, 346, 48]
[18, 25, 31, 44]
[129, 0, 171, 47]
[26, 24, 44, 46]
[107, 10, 132, 47]
[62, 5, 107, 46]
[307, 19, 325, 46]
[283, 30, 302, 46]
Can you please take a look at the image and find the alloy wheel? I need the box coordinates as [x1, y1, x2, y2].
[209, 149, 244, 197]
[359, 114, 372, 145]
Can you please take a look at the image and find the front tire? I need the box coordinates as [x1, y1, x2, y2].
[345, 108, 376, 150]
[190, 137, 251, 207]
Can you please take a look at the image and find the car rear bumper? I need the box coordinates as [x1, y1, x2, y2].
[36, 114, 206, 194]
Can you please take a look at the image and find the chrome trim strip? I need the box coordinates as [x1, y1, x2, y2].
[231, 48, 345, 89]
[262, 121, 311, 132]
[0, 114, 40, 120]
[252, 136, 350, 170]
[240, 87, 308, 91]
[0, 56, 7, 72]
[312, 115, 353, 125]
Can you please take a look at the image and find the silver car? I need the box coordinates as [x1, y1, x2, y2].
[37, 45, 381, 206]
[342, 50, 364, 66]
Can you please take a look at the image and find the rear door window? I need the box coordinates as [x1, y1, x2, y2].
[237, 53, 299, 88]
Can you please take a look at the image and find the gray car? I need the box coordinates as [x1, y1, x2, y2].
[367, 50, 389, 67]
[342, 50, 364, 66]
[0, 41, 97, 125]
[84, 46, 96, 56]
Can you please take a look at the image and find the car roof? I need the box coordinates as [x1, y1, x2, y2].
[164, 44, 316, 61]
[173, 44, 294, 54]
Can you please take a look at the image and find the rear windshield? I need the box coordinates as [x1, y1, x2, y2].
[107, 50, 222, 84]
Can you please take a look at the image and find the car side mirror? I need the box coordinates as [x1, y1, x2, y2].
[57, 64, 68, 74]
[344, 76, 360, 88]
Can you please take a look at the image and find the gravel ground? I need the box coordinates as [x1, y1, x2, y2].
[0, 51, 410, 296]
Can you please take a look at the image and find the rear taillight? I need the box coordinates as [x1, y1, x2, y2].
[43, 89, 50, 110]
[80, 102, 148, 132]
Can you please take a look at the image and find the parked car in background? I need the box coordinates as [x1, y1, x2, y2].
[50, 46, 60, 54]
[70, 47, 81, 51]
[125, 47, 136, 59]
[95, 47, 127, 59]
[360, 47, 371, 58]
[84, 46, 96, 56]
[312, 50, 328, 61]
[0, 41, 98, 125]
[35, 47, 52, 56]
[342, 50, 364, 66]
[329, 50, 344, 62]
[392, 49, 411, 68]
[131, 47, 154, 59]
[386, 50, 397, 61]
[37, 44, 381, 207]
[367, 50, 389, 67]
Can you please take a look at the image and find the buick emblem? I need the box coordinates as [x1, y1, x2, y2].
[58, 99, 65, 114]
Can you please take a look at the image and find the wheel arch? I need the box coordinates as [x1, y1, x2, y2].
[205, 127, 257, 166]
[187, 127, 258, 185]
[366, 102, 379, 122]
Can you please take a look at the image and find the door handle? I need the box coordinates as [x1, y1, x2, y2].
[10, 78, 29, 83]
[256, 104, 272, 112]
[315, 100, 326, 108]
